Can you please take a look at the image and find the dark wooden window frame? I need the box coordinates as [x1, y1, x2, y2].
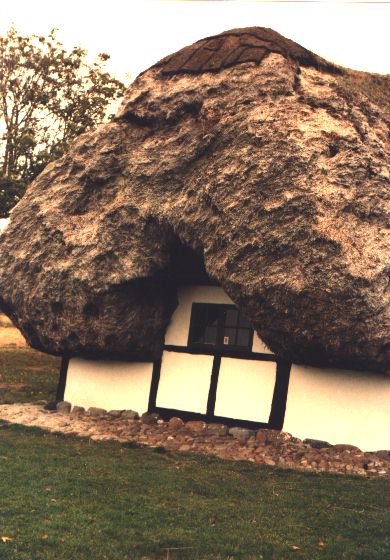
[187, 303, 254, 353]
[151, 302, 292, 430]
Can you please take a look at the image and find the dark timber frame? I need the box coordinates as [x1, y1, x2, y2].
[147, 301, 292, 429]
[188, 303, 254, 352]
[57, 304, 292, 431]
[58, 348, 291, 430]
[56, 357, 69, 402]
[148, 344, 291, 430]
[58, 345, 291, 431]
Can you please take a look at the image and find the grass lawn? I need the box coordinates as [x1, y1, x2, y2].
[0, 424, 390, 560]
[0, 348, 60, 404]
[0, 422, 389, 560]
[0, 321, 389, 559]
[0, 313, 60, 404]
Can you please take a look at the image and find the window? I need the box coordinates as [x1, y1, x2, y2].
[188, 303, 253, 351]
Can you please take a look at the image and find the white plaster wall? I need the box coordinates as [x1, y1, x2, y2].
[164, 285, 271, 353]
[214, 358, 277, 422]
[0, 218, 10, 236]
[252, 333, 273, 354]
[283, 364, 390, 451]
[156, 350, 213, 413]
[64, 358, 153, 414]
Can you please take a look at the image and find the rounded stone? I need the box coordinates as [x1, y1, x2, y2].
[206, 423, 229, 436]
[185, 421, 207, 432]
[56, 401, 71, 414]
[140, 412, 160, 425]
[228, 427, 254, 444]
[107, 410, 124, 418]
[333, 444, 362, 453]
[121, 410, 139, 420]
[87, 407, 107, 418]
[168, 417, 185, 431]
[71, 405, 85, 416]
[303, 438, 332, 449]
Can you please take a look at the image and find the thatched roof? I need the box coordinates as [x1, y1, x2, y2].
[0, 27, 388, 373]
[150, 27, 341, 76]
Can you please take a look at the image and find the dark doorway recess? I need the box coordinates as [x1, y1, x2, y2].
[170, 240, 218, 286]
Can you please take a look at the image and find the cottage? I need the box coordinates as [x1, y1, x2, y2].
[0, 28, 388, 451]
[62, 281, 390, 451]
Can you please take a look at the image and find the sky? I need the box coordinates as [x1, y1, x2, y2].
[0, 0, 389, 84]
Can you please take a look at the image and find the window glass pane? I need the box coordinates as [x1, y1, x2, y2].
[225, 309, 238, 327]
[191, 305, 208, 344]
[223, 328, 237, 346]
[189, 303, 253, 350]
[207, 307, 219, 328]
[190, 304, 219, 346]
[204, 326, 218, 345]
[238, 313, 251, 328]
[237, 329, 250, 347]
[191, 323, 205, 344]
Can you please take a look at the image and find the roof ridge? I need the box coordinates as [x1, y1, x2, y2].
[149, 27, 343, 77]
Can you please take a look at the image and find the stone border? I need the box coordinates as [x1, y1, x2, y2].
[0, 402, 388, 477]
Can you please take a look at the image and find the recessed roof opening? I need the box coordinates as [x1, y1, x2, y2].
[170, 239, 219, 286]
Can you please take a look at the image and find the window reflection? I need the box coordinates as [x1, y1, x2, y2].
[189, 304, 253, 351]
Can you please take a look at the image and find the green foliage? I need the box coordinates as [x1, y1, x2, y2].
[0, 27, 126, 216]
[0, 175, 26, 218]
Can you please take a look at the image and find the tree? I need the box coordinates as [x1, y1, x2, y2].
[0, 27, 126, 217]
